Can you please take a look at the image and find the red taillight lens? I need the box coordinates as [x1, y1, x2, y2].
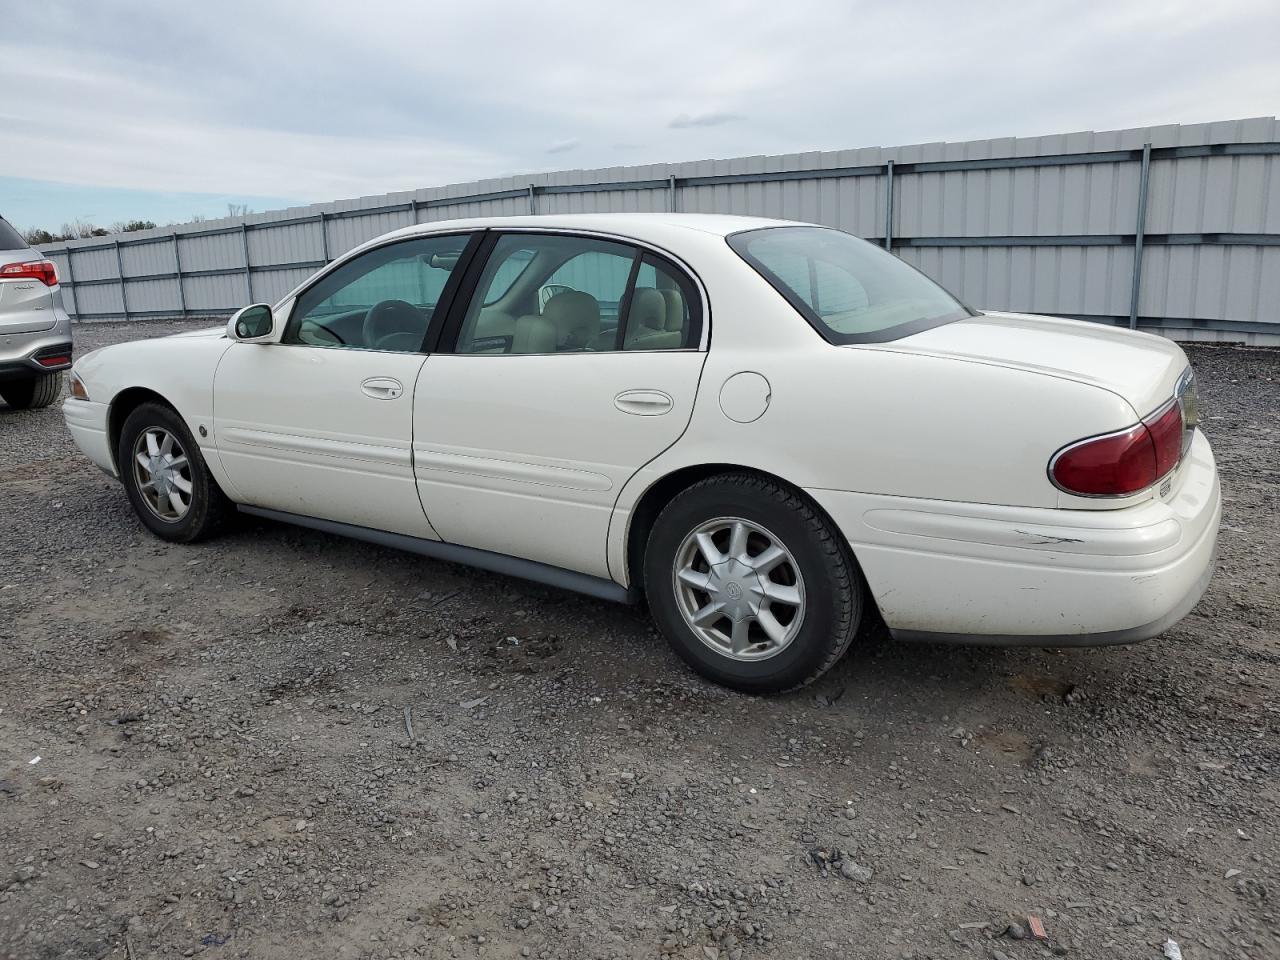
[1, 259, 58, 286]
[1051, 401, 1185, 497]
[1051, 424, 1157, 496]
[1145, 402, 1184, 478]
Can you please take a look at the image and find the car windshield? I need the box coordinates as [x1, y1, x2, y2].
[0, 217, 28, 251]
[727, 226, 973, 343]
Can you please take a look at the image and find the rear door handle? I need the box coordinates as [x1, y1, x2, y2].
[614, 389, 673, 416]
[361, 377, 404, 400]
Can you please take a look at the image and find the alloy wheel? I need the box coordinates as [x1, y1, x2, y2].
[671, 517, 806, 661]
[131, 427, 193, 522]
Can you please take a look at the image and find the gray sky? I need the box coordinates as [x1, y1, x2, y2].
[2, 0, 1277, 229]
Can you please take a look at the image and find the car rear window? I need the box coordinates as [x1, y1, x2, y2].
[0, 217, 27, 251]
[727, 226, 973, 344]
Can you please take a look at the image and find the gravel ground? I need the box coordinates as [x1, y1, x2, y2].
[1, 320, 1277, 960]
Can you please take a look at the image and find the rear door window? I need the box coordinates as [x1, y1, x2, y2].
[453, 233, 702, 355]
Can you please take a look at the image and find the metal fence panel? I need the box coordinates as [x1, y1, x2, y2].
[41, 117, 1280, 343]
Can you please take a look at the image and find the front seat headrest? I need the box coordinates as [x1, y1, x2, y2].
[512, 314, 557, 354]
[542, 291, 600, 349]
[364, 299, 426, 351]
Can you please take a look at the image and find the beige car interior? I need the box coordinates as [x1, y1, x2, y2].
[623, 287, 686, 350]
[460, 244, 691, 355]
[364, 298, 429, 352]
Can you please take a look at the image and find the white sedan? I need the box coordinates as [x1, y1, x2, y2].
[63, 214, 1220, 693]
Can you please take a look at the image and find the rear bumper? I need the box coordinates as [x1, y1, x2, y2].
[63, 397, 116, 477]
[0, 339, 73, 382]
[0, 306, 73, 381]
[808, 429, 1221, 645]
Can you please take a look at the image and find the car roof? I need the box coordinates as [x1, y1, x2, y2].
[373, 212, 801, 248]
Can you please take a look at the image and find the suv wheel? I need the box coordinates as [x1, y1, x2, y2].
[644, 473, 863, 694]
[0, 372, 62, 410]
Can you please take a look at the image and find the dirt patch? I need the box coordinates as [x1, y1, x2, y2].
[0, 322, 1276, 960]
[1008, 672, 1076, 702]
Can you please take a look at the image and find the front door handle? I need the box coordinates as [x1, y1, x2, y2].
[361, 377, 404, 400]
[614, 389, 673, 416]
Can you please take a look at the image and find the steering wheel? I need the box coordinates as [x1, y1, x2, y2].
[364, 299, 426, 351]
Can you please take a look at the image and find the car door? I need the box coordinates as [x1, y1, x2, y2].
[412, 231, 708, 579]
[213, 232, 477, 538]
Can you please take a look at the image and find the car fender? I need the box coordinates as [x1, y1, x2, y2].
[73, 330, 241, 497]
[608, 338, 1139, 587]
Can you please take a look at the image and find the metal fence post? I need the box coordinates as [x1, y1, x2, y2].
[239, 223, 253, 303]
[113, 240, 129, 322]
[319, 212, 330, 264]
[668, 175, 678, 213]
[172, 233, 188, 319]
[884, 159, 895, 252]
[1128, 142, 1152, 330]
[63, 247, 78, 320]
[528, 184, 537, 215]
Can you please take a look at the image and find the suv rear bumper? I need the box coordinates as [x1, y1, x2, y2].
[0, 309, 73, 381]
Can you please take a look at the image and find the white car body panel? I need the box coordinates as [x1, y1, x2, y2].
[62, 212, 1220, 649]
[213, 341, 438, 539]
[809, 428, 1219, 639]
[895, 311, 1189, 417]
[413, 351, 706, 578]
[64, 329, 235, 489]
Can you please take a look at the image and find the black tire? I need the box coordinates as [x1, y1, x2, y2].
[644, 473, 863, 694]
[118, 402, 232, 543]
[0, 372, 62, 409]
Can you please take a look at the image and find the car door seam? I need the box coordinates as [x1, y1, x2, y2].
[603, 351, 711, 584]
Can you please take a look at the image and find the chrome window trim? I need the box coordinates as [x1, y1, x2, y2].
[275, 225, 712, 354]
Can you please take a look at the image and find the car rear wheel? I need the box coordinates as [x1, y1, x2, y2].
[0, 372, 62, 410]
[118, 402, 232, 543]
[644, 473, 862, 694]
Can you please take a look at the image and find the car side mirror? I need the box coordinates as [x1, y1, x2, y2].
[228, 304, 274, 342]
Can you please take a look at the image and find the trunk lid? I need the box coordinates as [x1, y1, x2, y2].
[886, 311, 1187, 417]
[0, 238, 59, 335]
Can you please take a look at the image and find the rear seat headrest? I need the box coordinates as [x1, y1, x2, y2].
[658, 288, 686, 331]
[630, 288, 667, 332]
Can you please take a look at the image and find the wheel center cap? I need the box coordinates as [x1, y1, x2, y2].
[708, 558, 764, 622]
[149, 457, 170, 489]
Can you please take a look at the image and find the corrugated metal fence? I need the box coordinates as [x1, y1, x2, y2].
[40, 117, 1280, 344]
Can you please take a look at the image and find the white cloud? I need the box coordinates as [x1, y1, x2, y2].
[1, 0, 1276, 207]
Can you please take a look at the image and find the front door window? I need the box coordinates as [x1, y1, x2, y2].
[285, 234, 473, 351]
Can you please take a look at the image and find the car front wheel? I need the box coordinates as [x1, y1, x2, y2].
[644, 473, 863, 694]
[118, 402, 231, 543]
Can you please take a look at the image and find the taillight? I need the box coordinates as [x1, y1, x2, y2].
[0, 259, 58, 286]
[1145, 401, 1184, 477]
[1050, 400, 1185, 497]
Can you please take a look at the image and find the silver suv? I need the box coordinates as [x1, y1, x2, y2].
[0, 216, 72, 409]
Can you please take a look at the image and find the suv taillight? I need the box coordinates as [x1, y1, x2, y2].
[1050, 400, 1185, 497]
[0, 259, 58, 286]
